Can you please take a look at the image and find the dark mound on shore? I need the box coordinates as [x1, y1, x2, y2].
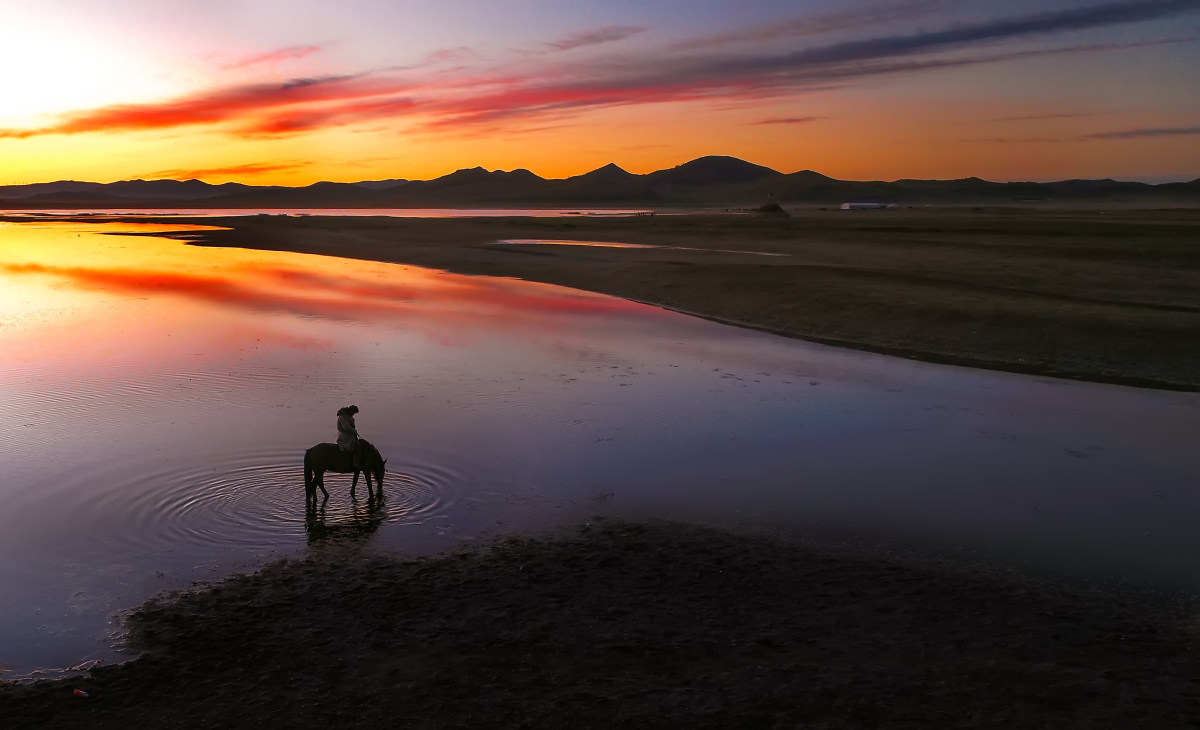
[2, 520, 1197, 728]
[755, 200, 789, 215]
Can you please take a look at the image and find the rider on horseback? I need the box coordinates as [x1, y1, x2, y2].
[336, 405, 362, 469]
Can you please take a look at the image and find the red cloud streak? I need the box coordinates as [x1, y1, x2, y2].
[0, 75, 417, 138]
[143, 161, 310, 179]
[222, 45, 323, 69]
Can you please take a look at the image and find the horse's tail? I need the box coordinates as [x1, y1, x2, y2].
[303, 448, 314, 490]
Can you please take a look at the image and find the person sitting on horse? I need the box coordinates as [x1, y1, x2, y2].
[336, 405, 362, 468]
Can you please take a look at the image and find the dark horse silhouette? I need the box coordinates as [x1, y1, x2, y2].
[304, 438, 387, 509]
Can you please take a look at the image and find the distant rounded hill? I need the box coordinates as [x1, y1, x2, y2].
[648, 156, 781, 186]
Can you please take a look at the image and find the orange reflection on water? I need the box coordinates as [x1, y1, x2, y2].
[0, 220, 659, 371]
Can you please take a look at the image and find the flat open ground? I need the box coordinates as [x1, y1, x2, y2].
[167, 205, 1200, 390]
[3, 520, 1197, 728]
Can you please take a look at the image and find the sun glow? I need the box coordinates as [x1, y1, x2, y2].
[0, 14, 178, 128]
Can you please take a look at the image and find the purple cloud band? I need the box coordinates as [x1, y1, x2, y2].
[1084, 125, 1200, 139]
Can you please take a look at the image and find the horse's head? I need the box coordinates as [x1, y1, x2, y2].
[362, 439, 386, 488]
[373, 456, 387, 488]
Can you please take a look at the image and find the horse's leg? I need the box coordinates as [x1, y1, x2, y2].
[317, 470, 329, 502]
[304, 456, 316, 510]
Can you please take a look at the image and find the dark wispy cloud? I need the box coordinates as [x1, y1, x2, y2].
[221, 45, 323, 69]
[671, 0, 946, 51]
[990, 111, 1096, 122]
[961, 124, 1200, 143]
[754, 116, 825, 125]
[543, 25, 648, 53]
[140, 161, 310, 179]
[675, 0, 1200, 79]
[1083, 125, 1200, 139]
[403, 3, 1200, 133]
[959, 136, 1066, 144]
[408, 36, 1189, 133]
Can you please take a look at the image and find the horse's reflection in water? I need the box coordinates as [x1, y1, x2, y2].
[304, 494, 387, 545]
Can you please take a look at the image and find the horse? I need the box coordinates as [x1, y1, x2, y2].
[303, 438, 387, 509]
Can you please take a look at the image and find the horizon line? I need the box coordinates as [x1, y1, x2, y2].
[2, 155, 1196, 189]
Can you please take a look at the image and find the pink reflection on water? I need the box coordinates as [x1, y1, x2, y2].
[2, 259, 655, 324]
[0, 221, 673, 378]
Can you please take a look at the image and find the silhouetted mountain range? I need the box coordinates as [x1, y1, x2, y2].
[0, 156, 1194, 209]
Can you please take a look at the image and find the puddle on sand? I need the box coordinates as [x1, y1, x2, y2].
[494, 238, 789, 256]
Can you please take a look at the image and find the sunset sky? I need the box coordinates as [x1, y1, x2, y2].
[1, 0, 1198, 185]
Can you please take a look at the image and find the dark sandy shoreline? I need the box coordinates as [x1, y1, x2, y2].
[3, 519, 1198, 728]
[155, 206, 1199, 391]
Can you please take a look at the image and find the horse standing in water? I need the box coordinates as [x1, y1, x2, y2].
[303, 438, 387, 509]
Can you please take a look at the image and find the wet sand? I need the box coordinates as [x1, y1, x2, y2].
[146, 206, 1200, 391]
[3, 519, 1197, 728]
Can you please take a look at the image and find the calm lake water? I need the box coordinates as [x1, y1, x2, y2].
[2, 207, 654, 218]
[1, 219, 1198, 678]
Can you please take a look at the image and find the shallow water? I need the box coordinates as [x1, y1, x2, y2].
[2, 207, 654, 218]
[1, 219, 1198, 677]
[494, 238, 788, 256]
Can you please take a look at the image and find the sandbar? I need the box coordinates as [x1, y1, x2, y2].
[163, 206, 1200, 391]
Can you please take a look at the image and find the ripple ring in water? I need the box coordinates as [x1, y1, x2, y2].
[43, 447, 458, 554]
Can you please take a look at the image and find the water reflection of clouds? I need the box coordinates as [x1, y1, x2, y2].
[0, 221, 683, 376]
[0, 258, 655, 332]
